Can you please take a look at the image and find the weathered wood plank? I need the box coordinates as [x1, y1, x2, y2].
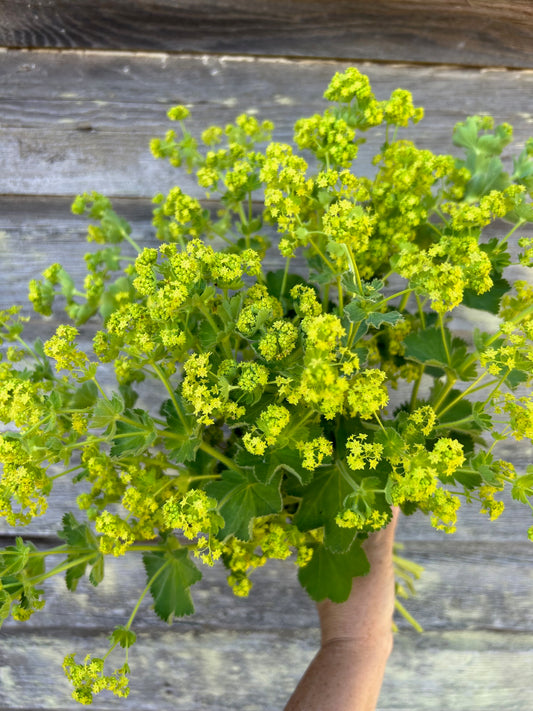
[1, 541, 532, 635]
[1, 52, 533, 197]
[2, 196, 530, 312]
[1, 0, 533, 69]
[1, 628, 533, 710]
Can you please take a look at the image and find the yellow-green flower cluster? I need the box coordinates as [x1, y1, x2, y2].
[294, 112, 359, 168]
[0, 461, 50, 525]
[406, 406, 437, 437]
[322, 199, 376, 254]
[336, 508, 390, 531]
[345, 434, 383, 470]
[80, 448, 124, 508]
[236, 284, 283, 336]
[383, 88, 424, 127]
[162, 489, 223, 540]
[223, 517, 315, 597]
[258, 320, 298, 361]
[0, 367, 46, 427]
[346, 369, 389, 419]
[479, 484, 505, 521]
[243, 404, 291, 455]
[388, 439, 464, 532]
[182, 352, 246, 425]
[503, 395, 533, 441]
[63, 654, 129, 705]
[95, 511, 135, 556]
[43, 325, 88, 373]
[152, 187, 207, 241]
[296, 436, 333, 470]
[365, 141, 456, 277]
[261, 142, 314, 255]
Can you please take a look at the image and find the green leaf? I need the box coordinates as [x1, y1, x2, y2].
[462, 277, 510, 314]
[58, 513, 101, 591]
[91, 393, 124, 430]
[472, 402, 493, 431]
[110, 626, 137, 649]
[246, 446, 315, 486]
[161, 398, 200, 463]
[110, 408, 156, 458]
[58, 513, 95, 549]
[206, 469, 283, 541]
[366, 310, 403, 329]
[298, 541, 369, 602]
[404, 327, 449, 369]
[374, 427, 405, 461]
[323, 523, 358, 553]
[343, 301, 366, 323]
[293, 466, 353, 536]
[266, 269, 306, 301]
[89, 555, 105, 587]
[0, 589, 11, 625]
[143, 549, 202, 622]
[506, 368, 529, 390]
[0, 538, 30, 576]
[69, 381, 99, 410]
[511, 466, 533, 504]
[404, 327, 476, 380]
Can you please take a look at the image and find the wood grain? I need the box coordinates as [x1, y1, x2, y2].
[1, 628, 533, 710]
[2, 52, 533, 198]
[0, 541, 532, 635]
[0, 0, 533, 68]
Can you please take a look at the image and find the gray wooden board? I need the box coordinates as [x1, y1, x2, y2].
[1, 52, 533, 197]
[1, 629, 533, 710]
[2, 45, 533, 711]
[2, 197, 531, 311]
[0, 540, 532, 634]
[1, 0, 533, 69]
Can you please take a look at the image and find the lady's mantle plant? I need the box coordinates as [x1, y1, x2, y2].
[2, 67, 533, 703]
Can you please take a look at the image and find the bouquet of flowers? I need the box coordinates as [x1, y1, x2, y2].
[1, 67, 533, 704]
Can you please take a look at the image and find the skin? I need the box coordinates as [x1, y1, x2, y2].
[284, 508, 399, 711]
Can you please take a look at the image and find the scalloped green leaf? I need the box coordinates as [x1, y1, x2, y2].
[143, 549, 202, 622]
[298, 541, 369, 602]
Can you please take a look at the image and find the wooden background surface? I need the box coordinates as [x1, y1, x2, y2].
[1, 2, 533, 709]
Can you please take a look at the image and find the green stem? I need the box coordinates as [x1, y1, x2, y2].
[438, 313, 452, 368]
[308, 237, 335, 271]
[120, 228, 142, 254]
[31, 553, 97, 587]
[436, 371, 489, 417]
[198, 440, 244, 473]
[346, 246, 363, 293]
[336, 276, 344, 316]
[338, 461, 359, 493]
[394, 598, 424, 633]
[409, 366, 424, 411]
[374, 413, 387, 434]
[280, 256, 291, 298]
[434, 416, 475, 431]
[432, 377, 457, 413]
[123, 559, 170, 632]
[499, 219, 525, 247]
[14, 335, 42, 362]
[480, 370, 509, 409]
[415, 294, 426, 329]
[92, 376, 110, 401]
[149, 362, 187, 431]
[49, 464, 84, 481]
